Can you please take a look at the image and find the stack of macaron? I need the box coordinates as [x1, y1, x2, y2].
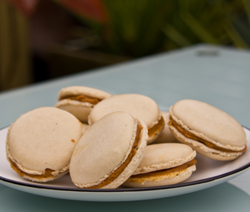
[5, 86, 247, 189]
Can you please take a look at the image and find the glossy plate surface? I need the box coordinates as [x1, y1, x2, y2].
[0, 126, 250, 202]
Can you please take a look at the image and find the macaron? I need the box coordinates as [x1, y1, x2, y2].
[70, 111, 148, 189]
[6, 107, 82, 182]
[152, 111, 179, 144]
[168, 99, 247, 161]
[88, 94, 165, 144]
[55, 86, 112, 123]
[123, 143, 196, 188]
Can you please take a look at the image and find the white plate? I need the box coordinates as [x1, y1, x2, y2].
[0, 126, 250, 202]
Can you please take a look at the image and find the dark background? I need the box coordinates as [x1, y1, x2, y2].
[1, 0, 249, 92]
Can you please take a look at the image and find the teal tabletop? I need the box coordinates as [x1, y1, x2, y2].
[0, 44, 250, 211]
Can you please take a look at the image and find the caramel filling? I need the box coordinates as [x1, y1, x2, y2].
[85, 122, 143, 189]
[148, 116, 165, 139]
[169, 116, 247, 153]
[8, 158, 57, 180]
[66, 95, 101, 105]
[128, 159, 197, 183]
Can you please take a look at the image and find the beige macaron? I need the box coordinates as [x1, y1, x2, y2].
[6, 107, 82, 182]
[169, 99, 247, 161]
[70, 111, 148, 189]
[88, 94, 165, 144]
[123, 143, 196, 188]
[152, 111, 179, 144]
[55, 86, 111, 123]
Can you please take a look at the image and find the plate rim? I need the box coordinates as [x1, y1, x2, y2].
[0, 125, 250, 193]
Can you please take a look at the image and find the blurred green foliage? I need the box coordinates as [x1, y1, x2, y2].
[57, 0, 250, 57]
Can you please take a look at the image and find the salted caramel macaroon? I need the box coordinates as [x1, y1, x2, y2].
[55, 86, 112, 123]
[6, 107, 82, 182]
[169, 99, 247, 161]
[70, 111, 148, 189]
[123, 143, 196, 188]
[88, 94, 165, 144]
[152, 111, 179, 144]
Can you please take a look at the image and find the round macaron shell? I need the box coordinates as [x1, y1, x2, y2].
[123, 143, 196, 187]
[58, 86, 112, 100]
[6, 107, 82, 181]
[133, 143, 196, 175]
[88, 94, 160, 128]
[70, 111, 148, 189]
[170, 99, 246, 150]
[88, 93, 163, 143]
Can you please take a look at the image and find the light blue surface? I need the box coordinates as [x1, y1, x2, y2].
[0, 183, 250, 211]
[0, 44, 250, 210]
[0, 45, 250, 128]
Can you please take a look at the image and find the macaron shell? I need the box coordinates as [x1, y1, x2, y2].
[170, 125, 243, 161]
[170, 99, 246, 151]
[133, 143, 196, 175]
[6, 107, 82, 177]
[88, 94, 161, 129]
[103, 119, 148, 189]
[123, 165, 195, 188]
[70, 111, 148, 189]
[152, 111, 179, 144]
[55, 99, 92, 123]
[88, 93, 162, 144]
[58, 86, 111, 100]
